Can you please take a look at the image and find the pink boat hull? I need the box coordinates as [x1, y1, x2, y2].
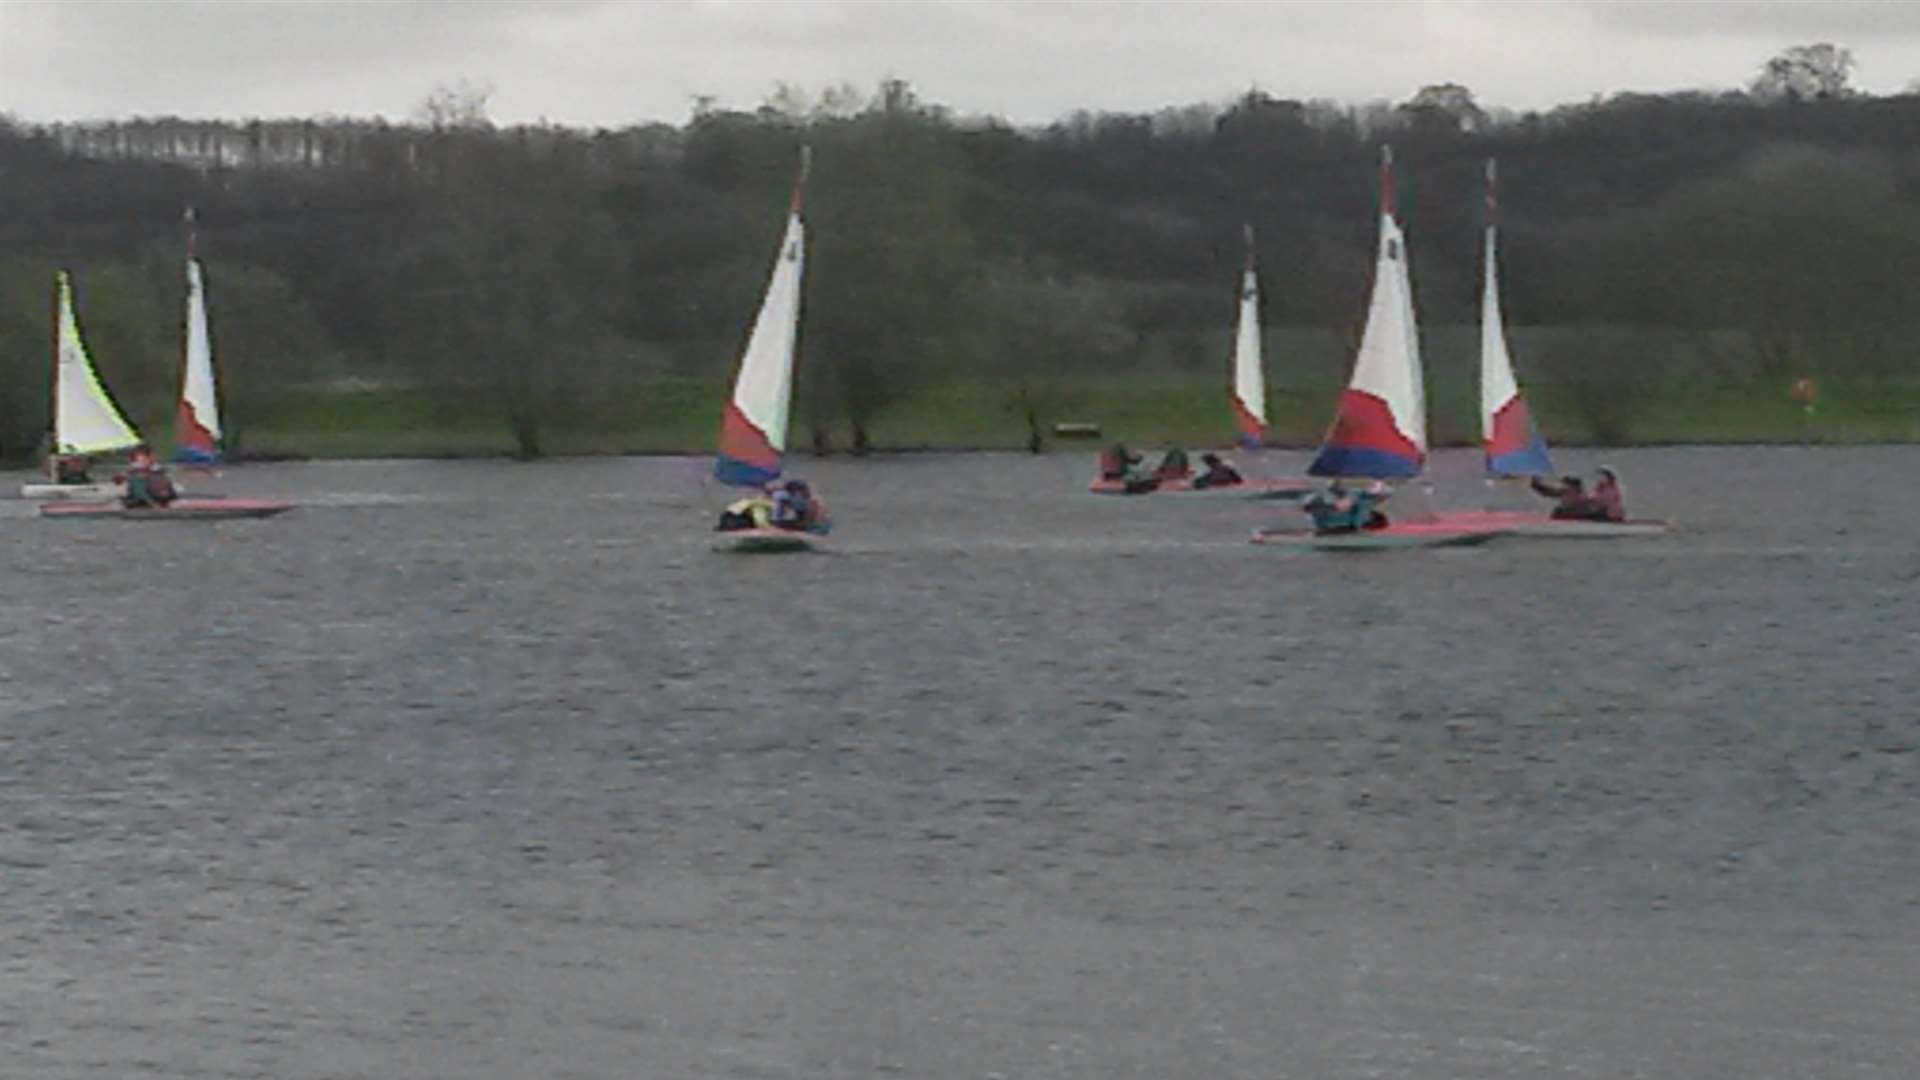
[40, 498, 293, 521]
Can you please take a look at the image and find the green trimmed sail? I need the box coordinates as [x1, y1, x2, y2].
[54, 271, 141, 455]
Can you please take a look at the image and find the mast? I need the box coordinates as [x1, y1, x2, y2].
[47, 273, 59, 467]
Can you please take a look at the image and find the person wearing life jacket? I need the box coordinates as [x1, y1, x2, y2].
[1589, 466, 1626, 522]
[121, 444, 178, 509]
[716, 485, 775, 531]
[1099, 443, 1141, 480]
[1304, 480, 1390, 533]
[51, 453, 94, 485]
[1154, 446, 1191, 480]
[1356, 481, 1390, 529]
[1304, 480, 1358, 533]
[1530, 474, 1591, 520]
[770, 479, 808, 530]
[1192, 452, 1243, 489]
[1097, 442, 1158, 493]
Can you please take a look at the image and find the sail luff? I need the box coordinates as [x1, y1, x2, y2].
[716, 150, 808, 487]
[1478, 158, 1552, 477]
[1307, 146, 1426, 479]
[1230, 225, 1266, 446]
[53, 271, 142, 455]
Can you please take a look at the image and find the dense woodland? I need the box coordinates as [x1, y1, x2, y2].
[3, 44, 1918, 458]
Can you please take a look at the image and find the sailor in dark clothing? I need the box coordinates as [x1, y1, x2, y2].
[52, 454, 93, 485]
[1589, 467, 1626, 522]
[1192, 452, 1243, 489]
[1098, 443, 1141, 480]
[1530, 474, 1611, 521]
[121, 445, 178, 509]
[1098, 443, 1158, 493]
[1153, 447, 1191, 480]
[1303, 480, 1389, 533]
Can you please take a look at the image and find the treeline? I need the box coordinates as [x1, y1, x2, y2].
[3, 58, 1919, 459]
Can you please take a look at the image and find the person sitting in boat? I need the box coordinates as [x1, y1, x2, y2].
[51, 453, 94, 485]
[1153, 447, 1191, 480]
[1098, 443, 1158, 494]
[1099, 443, 1141, 480]
[1589, 466, 1626, 522]
[1358, 481, 1390, 529]
[1192, 452, 1243, 489]
[1303, 480, 1389, 533]
[1530, 474, 1611, 521]
[770, 479, 808, 529]
[715, 498, 764, 531]
[120, 445, 178, 509]
[770, 478, 830, 533]
[717, 483, 777, 531]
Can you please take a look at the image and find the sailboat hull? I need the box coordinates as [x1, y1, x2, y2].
[1251, 521, 1509, 550]
[19, 481, 123, 501]
[40, 498, 291, 521]
[711, 526, 828, 553]
[1437, 511, 1671, 538]
[1088, 476, 1313, 499]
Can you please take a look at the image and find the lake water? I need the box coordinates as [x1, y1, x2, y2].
[2, 447, 1916, 1078]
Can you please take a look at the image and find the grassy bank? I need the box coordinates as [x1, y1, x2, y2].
[231, 371, 1920, 461]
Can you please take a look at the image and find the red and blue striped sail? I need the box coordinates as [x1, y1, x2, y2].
[1310, 148, 1426, 479]
[174, 251, 223, 464]
[1230, 226, 1266, 447]
[1479, 160, 1552, 478]
[716, 155, 807, 487]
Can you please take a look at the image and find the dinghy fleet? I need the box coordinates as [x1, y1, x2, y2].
[22, 212, 293, 521]
[1249, 150, 1670, 549]
[17, 146, 1667, 550]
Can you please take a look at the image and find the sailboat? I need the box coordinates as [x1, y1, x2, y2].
[1471, 160, 1666, 538]
[711, 149, 829, 553]
[30, 265, 291, 520]
[1089, 226, 1312, 498]
[174, 208, 223, 465]
[19, 271, 142, 499]
[1254, 147, 1505, 548]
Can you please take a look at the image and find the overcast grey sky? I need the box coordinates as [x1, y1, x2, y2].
[4, 0, 1919, 127]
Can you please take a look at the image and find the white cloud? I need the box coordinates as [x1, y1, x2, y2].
[3, 0, 1918, 127]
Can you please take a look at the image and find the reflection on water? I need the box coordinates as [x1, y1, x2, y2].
[2, 447, 1917, 1078]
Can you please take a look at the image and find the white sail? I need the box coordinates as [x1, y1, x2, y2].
[1308, 147, 1426, 478]
[1230, 227, 1266, 445]
[1479, 223, 1519, 424]
[1344, 209, 1426, 451]
[54, 271, 142, 455]
[1393, 214, 1426, 455]
[716, 149, 808, 486]
[736, 210, 804, 453]
[1478, 159, 1552, 477]
[178, 257, 222, 446]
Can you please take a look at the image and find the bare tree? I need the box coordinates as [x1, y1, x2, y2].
[416, 80, 496, 130]
[1402, 82, 1489, 132]
[1750, 43, 1855, 102]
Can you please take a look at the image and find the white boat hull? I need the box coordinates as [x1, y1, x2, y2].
[19, 481, 122, 501]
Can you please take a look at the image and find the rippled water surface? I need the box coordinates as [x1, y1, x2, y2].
[3, 447, 1917, 1078]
